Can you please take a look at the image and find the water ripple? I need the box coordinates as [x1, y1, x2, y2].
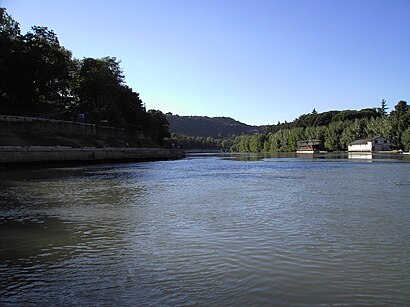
[1, 156, 410, 305]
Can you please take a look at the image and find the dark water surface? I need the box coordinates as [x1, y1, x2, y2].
[1, 153, 410, 306]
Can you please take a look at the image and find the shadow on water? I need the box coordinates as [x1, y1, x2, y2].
[0, 163, 148, 265]
[0, 215, 80, 265]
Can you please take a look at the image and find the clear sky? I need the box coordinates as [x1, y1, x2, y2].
[3, 0, 410, 125]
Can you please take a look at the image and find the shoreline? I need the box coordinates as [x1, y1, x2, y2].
[0, 146, 185, 170]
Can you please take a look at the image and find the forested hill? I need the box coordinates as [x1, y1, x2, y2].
[166, 114, 263, 138]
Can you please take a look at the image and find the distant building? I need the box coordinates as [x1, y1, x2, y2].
[348, 137, 390, 152]
[297, 139, 324, 153]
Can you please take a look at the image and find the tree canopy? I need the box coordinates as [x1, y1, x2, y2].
[231, 101, 409, 152]
[0, 7, 169, 145]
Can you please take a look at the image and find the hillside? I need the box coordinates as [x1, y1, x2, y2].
[166, 114, 263, 138]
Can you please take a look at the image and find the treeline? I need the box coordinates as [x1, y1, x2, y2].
[165, 133, 234, 151]
[231, 103, 410, 152]
[166, 114, 262, 138]
[0, 8, 169, 145]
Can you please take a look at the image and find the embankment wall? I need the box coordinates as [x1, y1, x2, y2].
[0, 115, 185, 167]
[0, 146, 184, 166]
[0, 115, 145, 142]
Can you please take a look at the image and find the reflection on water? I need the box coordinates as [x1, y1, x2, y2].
[1, 155, 410, 305]
[348, 152, 373, 160]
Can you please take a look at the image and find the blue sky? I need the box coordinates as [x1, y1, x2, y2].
[3, 0, 410, 125]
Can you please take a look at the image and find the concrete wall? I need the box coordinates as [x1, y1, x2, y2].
[0, 146, 184, 165]
[0, 115, 185, 167]
[0, 115, 145, 140]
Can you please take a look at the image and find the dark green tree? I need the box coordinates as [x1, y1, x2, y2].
[377, 99, 388, 117]
[391, 100, 408, 118]
[402, 128, 410, 151]
[146, 110, 170, 146]
[0, 7, 22, 113]
[22, 26, 74, 113]
[389, 101, 410, 148]
[249, 134, 265, 152]
[0, 9, 74, 116]
[74, 57, 125, 123]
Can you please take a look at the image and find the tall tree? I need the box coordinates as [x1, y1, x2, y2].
[402, 128, 410, 151]
[74, 57, 125, 123]
[0, 7, 20, 37]
[377, 99, 388, 117]
[389, 101, 410, 148]
[22, 26, 74, 113]
[391, 100, 408, 117]
[146, 110, 170, 146]
[0, 7, 22, 113]
[0, 10, 73, 116]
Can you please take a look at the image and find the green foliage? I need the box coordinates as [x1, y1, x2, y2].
[166, 114, 263, 138]
[377, 99, 388, 117]
[146, 110, 170, 146]
[1, 13, 74, 115]
[230, 101, 409, 152]
[365, 117, 392, 139]
[388, 101, 410, 148]
[0, 7, 169, 146]
[0, 7, 20, 37]
[165, 134, 223, 150]
[401, 128, 410, 151]
[391, 100, 408, 117]
[248, 134, 264, 152]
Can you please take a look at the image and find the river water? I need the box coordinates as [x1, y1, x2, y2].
[1, 153, 410, 306]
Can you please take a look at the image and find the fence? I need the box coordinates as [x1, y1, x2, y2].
[0, 115, 145, 141]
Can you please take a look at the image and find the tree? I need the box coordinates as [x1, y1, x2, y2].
[22, 26, 74, 112]
[0, 7, 22, 113]
[391, 100, 408, 118]
[402, 128, 410, 151]
[266, 132, 281, 152]
[324, 121, 346, 150]
[74, 57, 125, 123]
[146, 110, 170, 146]
[0, 7, 20, 37]
[0, 11, 74, 116]
[249, 134, 265, 152]
[377, 99, 388, 117]
[389, 101, 410, 148]
[365, 117, 391, 139]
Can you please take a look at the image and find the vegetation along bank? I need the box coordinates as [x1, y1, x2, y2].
[0, 7, 184, 166]
[166, 103, 410, 153]
[1, 8, 409, 156]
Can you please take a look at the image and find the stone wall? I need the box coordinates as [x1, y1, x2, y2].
[0, 115, 145, 141]
[0, 146, 184, 165]
[0, 115, 185, 167]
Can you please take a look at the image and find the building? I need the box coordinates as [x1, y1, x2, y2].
[297, 139, 324, 153]
[348, 137, 390, 152]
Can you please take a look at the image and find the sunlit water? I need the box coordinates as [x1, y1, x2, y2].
[1, 153, 410, 306]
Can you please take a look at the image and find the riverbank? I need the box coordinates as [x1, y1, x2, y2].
[0, 146, 185, 169]
[0, 115, 185, 169]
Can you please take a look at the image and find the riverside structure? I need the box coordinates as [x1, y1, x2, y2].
[0, 115, 184, 168]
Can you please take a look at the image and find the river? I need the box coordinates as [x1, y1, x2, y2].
[1, 153, 410, 306]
